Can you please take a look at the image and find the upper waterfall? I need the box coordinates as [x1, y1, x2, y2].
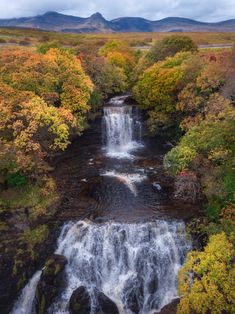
[103, 96, 142, 158]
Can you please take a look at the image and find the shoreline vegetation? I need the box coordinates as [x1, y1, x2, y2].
[0, 29, 234, 313]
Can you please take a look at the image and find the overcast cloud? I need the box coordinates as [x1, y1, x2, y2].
[0, 0, 234, 22]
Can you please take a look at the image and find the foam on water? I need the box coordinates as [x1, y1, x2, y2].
[102, 171, 147, 196]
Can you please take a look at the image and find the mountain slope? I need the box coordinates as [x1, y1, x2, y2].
[0, 11, 235, 33]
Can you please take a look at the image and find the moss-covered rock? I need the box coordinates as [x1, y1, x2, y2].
[35, 254, 67, 314]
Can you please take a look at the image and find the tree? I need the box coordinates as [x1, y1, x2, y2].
[133, 52, 193, 134]
[178, 232, 235, 314]
[0, 47, 93, 186]
[146, 35, 197, 64]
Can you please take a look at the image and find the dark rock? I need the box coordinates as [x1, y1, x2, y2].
[124, 277, 144, 313]
[69, 286, 91, 314]
[158, 298, 180, 314]
[98, 291, 119, 314]
[35, 254, 67, 313]
[148, 275, 158, 294]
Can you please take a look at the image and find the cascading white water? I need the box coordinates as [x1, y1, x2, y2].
[49, 220, 190, 314]
[11, 270, 42, 314]
[11, 221, 190, 314]
[103, 96, 142, 158]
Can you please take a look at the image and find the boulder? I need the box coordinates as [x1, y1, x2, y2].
[97, 291, 119, 314]
[69, 286, 91, 314]
[35, 254, 67, 313]
[158, 298, 180, 314]
[124, 277, 144, 313]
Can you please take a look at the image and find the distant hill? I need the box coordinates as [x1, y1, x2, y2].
[0, 11, 235, 33]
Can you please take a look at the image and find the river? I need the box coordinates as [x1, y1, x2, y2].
[11, 95, 192, 314]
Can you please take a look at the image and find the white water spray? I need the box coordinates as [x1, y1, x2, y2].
[11, 270, 42, 314]
[103, 96, 142, 158]
[50, 220, 190, 314]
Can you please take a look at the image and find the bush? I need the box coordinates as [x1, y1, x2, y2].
[146, 35, 197, 64]
[133, 52, 193, 134]
[6, 172, 27, 187]
[178, 232, 235, 314]
[37, 41, 62, 54]
[164, 145, 197, 175]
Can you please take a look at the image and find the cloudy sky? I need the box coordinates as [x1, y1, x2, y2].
[0, 0, 234, 22]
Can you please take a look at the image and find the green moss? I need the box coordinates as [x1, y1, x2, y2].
[21, 225, 49, 258]
[17, 273, 26, 290]
[73, 303, 81, 311]
[39, 294, 46, 314]
[54, 263, 61, 276]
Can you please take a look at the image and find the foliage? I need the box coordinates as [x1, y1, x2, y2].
[37, 40, 62, 54]
[81, 55, 128, 98]
[178, 232, 235, 314]
[164, 146, 197, 175]
[133, 52, 193, 134]
[164, 102, 235, 219]
[177, 51, 232, 131]
[146, 35, 197, 64]
[0, 47, 93, 186]
[21, 224, 49, 256]
[6, 171, 27, 187]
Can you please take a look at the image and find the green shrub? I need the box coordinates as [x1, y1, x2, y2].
[164, 145, 197, 175]
[6, 172, 27, 187]
[146, 35, 197, 64]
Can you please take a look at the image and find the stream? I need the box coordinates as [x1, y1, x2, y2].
[11, 95, 191, 314]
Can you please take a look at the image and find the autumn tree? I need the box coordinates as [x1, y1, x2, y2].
[178, 232, 235, 314]
[133, 52, 194, 134]
[0, 47, 93, 187]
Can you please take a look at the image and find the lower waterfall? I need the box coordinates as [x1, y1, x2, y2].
[50, 220, 190, 313]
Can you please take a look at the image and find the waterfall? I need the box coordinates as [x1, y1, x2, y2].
[10, 270, 42, 314]
[49, 220, 190, 314]
[10, 95, 191, 314]
[103, 96, 142, 158]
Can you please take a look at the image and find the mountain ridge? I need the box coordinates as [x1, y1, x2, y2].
[0, 11, 234, 32]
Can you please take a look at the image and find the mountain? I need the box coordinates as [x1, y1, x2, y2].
[0, 11, 235, 33]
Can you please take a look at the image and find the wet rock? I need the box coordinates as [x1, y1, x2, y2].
[35, 254, 67, 313]
[148, 275, 158, 294]
[125, 277, 144, 313]
[69, 286, 91, 314]
[174, 172, 203, 204]
[158, 298, 180, 314]
[97, 291, 119, 314]
[152, 182, 162, 191]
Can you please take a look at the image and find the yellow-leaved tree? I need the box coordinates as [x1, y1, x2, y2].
[178, 232, 235, 314]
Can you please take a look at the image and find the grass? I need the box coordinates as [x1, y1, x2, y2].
[0, 28, 235, 48]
